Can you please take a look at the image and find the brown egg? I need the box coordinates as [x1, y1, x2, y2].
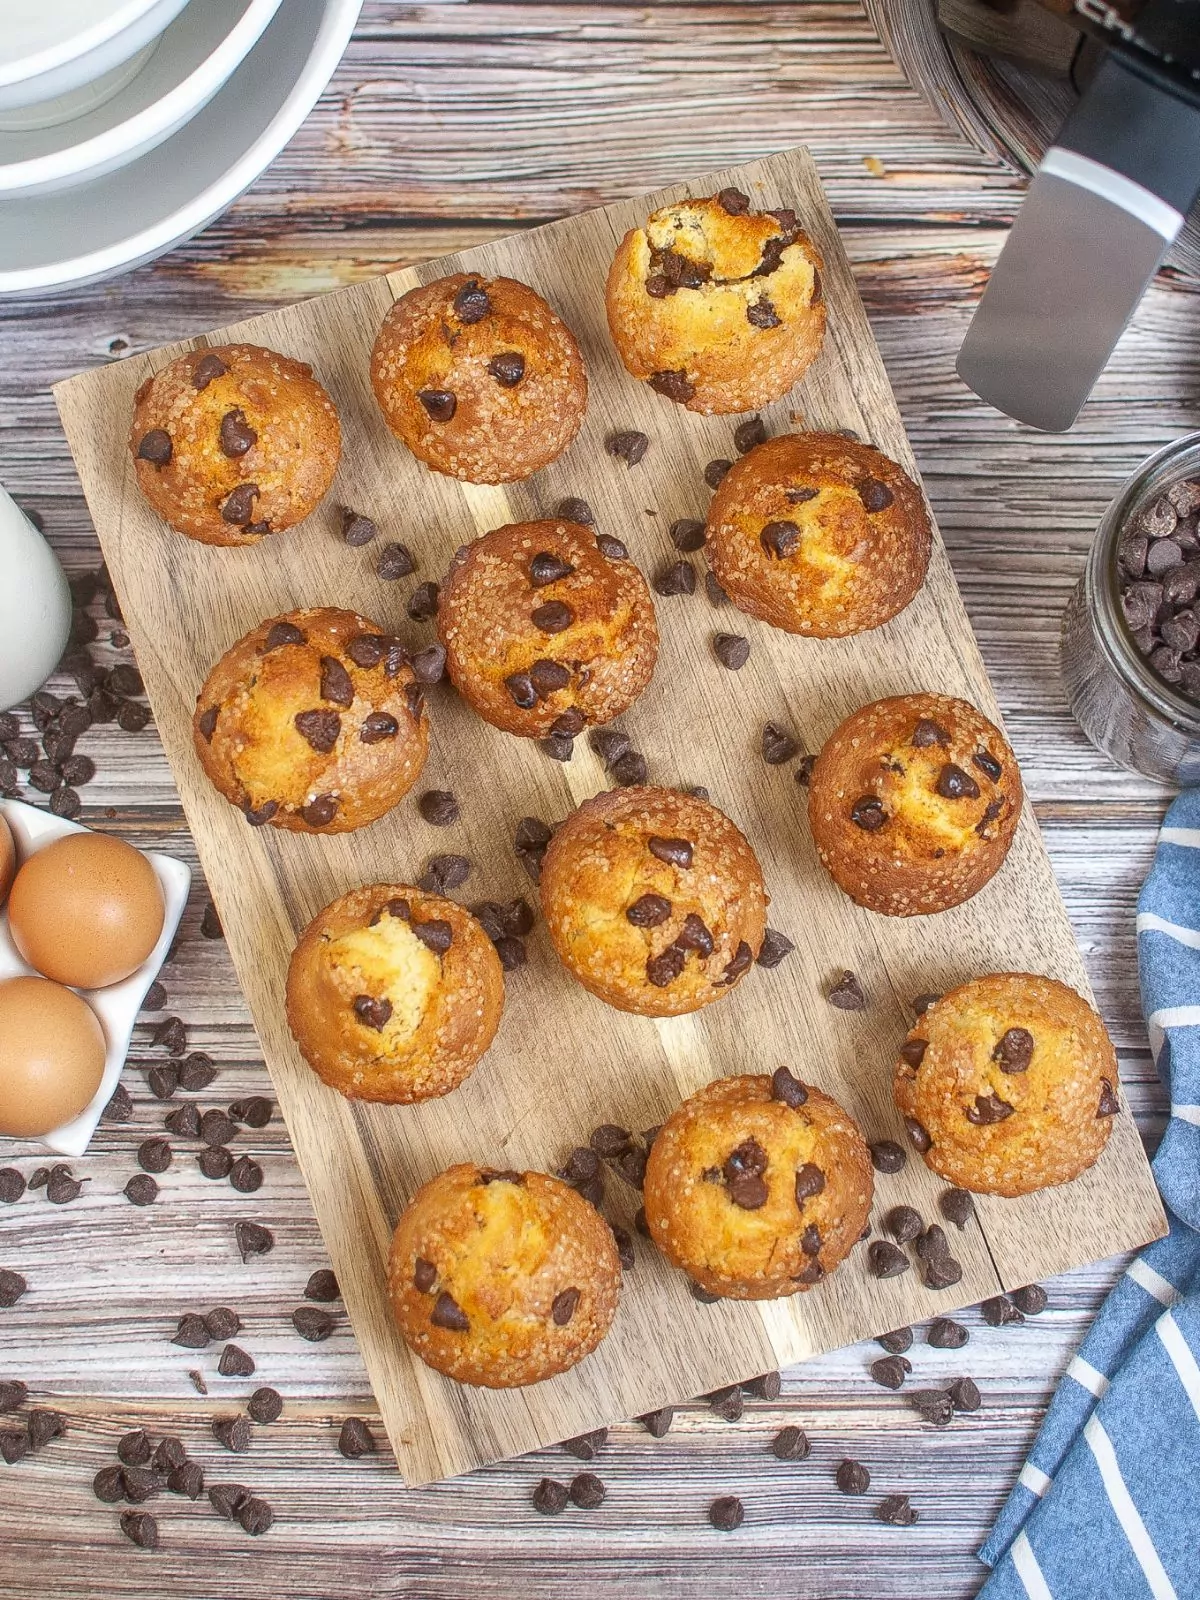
[8, 832, 164, 989]
[0, 976, 107, 1136]
[0, 813, 14, 906]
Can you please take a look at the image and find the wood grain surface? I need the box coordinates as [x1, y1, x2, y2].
[1, 1, 1197, 1594]
[53, 143, 1165, 1484]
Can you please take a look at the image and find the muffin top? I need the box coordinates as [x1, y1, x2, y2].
[370, 274, 587, 483]
[437, 519, 659, 738]
[808, 693, 1022, 916]
[193, 607, 428, 834]
[643, 1073, 874, 1299]
[705, 432, 932, 636]
[286, 884, 504, 1103]
[539, 785, 767, 1017]
[605, 190, 825, 414]
[893, 973, 1119, 1196]
[388, 1163, 622, 1387]
[130, 342, 341, 546]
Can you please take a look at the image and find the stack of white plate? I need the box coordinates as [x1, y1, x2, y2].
[0, 0, 362, 294]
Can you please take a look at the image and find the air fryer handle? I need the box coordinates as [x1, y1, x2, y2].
[1055, 50, 1200, 219]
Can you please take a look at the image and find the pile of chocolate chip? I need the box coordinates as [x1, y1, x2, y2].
[1117, 475, 1200, 701]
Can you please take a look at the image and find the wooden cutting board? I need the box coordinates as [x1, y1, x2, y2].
[52, 147, 1165, 1487]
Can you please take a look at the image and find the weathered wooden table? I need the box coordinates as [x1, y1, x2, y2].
[1, 5, 1195, 1596]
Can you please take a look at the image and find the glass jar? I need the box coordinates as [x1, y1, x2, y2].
[1062, 432, 1200, 787]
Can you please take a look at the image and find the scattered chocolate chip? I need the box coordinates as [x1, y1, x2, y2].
[229, 1157, 263, 1194]
[533, 1477, 569, 1515]
[563, 1428, 607, 1461]
[606, 430, 649, 466]
[408, 581, 440, 621]
[217, 1344, 255, 1379]
[199, 1147, 233, 1181]
[827, 970, 866, 1010]
[653, 560, 696, 596]
[869, 1140, 906, 1174]
[234, 1222, 273, 1262]
[569, 1472, 606, 1509]
[709, 1494, 744, 1531]
[867, 1241, 909, 1279]
[611, 748, 649, 786]
[922, 1253, 963, 1291]
[94, 1464, 127, 1503]
[0, 1270, 26, 1307]
[772, 1424, 810, 1461]
[212, 1414, 251, 1454]
[904, 1117, 931, 1153]
[671, 519, 706, 552]
[870, 1355, 912, 1390]
[556, 497, 594, 525]
[116, 699, 151, 733]
[705, 570, 729, 606]
[713, 632, 750, 671]
[248, 1387, 283, 1424]
[119, 1510, 158, 1550]
[690, 1280, 720, 1304]
[939, 1189, 974, 1229]
[886, 1206, 923, 1245]
[209, 1482, 249, 1519]
[167, 1460, 204, 1500]
[0, 1170, 26, 1204]
[877, 1493, 919, 1526]
[419, 853, 471, 895]
[337, 1416, 376, 1459]
[165, 1103, 201, 1139]
[238, 1495, 274, 1536]
[981, 1295, 1022, 1328]
[877, 1327, 914, 1354]
[137, 1138, 172, 1175]
[927, 1317, 969, 1349]
[755, 928, 794, 970]
[717, 186, 750, 214]
[153, 1437, 186, 1475]
[124, 1174, 157, 1207]
[704, 459, 732, 489]
[734, 416, 767, 454]
[141, 980, 168, 1012]
[948, 1376, 981, 1413]
[638, 1407, 674, 1438]
[836, 1459, 870, 1495]
[1011, 1284, 1048, 1316]
[304, 1269, 339, 1303]
[416, 790, 459, 830]
[761, 722, 799, 765]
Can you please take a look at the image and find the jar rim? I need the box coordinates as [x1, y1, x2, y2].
[1089, 430, 1200, 735]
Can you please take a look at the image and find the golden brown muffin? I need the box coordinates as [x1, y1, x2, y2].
[643, 1073, 873, 1299]
[437, 519, 659, 741]
[705, 432, 932, 637]
[808, 693, 1022, 917]
[388, 1163, 622, 1387]
[130, 343, 341, 546]
[605, 188, 825, 415]
[286, 884, 504, 1103]
[539, 785, 768, 1017]
[893, 974, 1119, 1197]
[370, 273, 587, 483]
[193, 607, 429, 834]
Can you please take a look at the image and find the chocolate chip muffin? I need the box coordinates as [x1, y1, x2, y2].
[130, 343, 341, 546]
[808, 693, 1022, 916]
[604, 188, 825, 416]
[370, 274, 588, 483]
[642, 1073, 873, 1299]
[437, 519, 659, 741]
[193, 607, 428, 833]
[893, 973, 1119, 1196]
[388, 1163, 622, 1387]
[539, 785, 768, 1017]
[705, 432, 932, 636]
[286, 885, 504, 1103]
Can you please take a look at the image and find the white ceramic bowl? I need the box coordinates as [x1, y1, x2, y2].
[0, 799, 190, 1158]
[0, 0, 362, 294]
[0, 0, 191, 112]
[0, 0, 285, 197]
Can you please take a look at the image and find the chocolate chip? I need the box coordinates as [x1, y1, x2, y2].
[648, 835, 693, 870]
[219, 409, 257, 458]
[212, 1414, 251, 1454]
[623, 893, 671, 932]
[229, 1156, 263, 1194]
[238, 1495, 274, 1536]
[165, 1102, 200, 1139]
[708, 1384, 745, 1421]
[590, 1125, 633, 1160]
[836, 1459, 870, 1495]
[1009, 1284, 1048, 1317]
[638, 1407, 674, 1438]
[94, 1464, 127, 1503]
[606, 430, 649, 466]
[136, 429, 172, 465]
[1097, 1078, 1120, 1117]
[408, 581, 440, 621]
[218, 1344, 255, 1378]
[721, 941, 753, 984]
[234, 1221, 273, 1262]
[247, 1387, 283, 1425]
[877, 1327, 914, 1354]
[709, 1495, 744, 1531]
[646, 945, 686, 987]
[192, 353, 228, 389]
[418, 389, 456, 421]
[877, 1494, 919, 1526]
[563, 1428, 607, 1461]
[596, 533, 629, 561]
[671, 519, 706, 552]
[293, 708, 340, 755]
[649, 368, 696, 404]
[531, 600, 574, 635]
[867, 1241, 909, 1279]
[764, 1069, 806, 1112]
[528, 660, 571, 702]
[727, 1168, 768, 1209]
[205, 1307, 240, 1341]
[337, 1416, 376, 1459]
[615, 1146, 647, 1188]
[359, 711, 400, 747]
[903, 1118, 931, 1155]
[857, 478, 894, 513]
[953, 1376, 979, 1414]
[939, 1188, 974, 1229]
[221, 483, 259, 526]
[292, 1305, 336, 1342]
[981, 1294, 1022, 1328]
[555, 497, 594, 525]
[298, 794, 336, 828]
[885, 1206, 922, 1245]
[530, 552, 575, 589]
[336, 509, 377, 548]
[612, 1226, 635, 1270]
[44, 1163, 85, 1204]
[966, 1092, 1014, 1125]
[827, 970, 866, 1010]
[926, 1317, 969, 1349]
[199, 1108, 236, 1147]
[922, 1253, 963, 1291]
[717, 186, 750, 214]
[713, 633, 749, 670]
[869, 1140, 906, 1174]
[0, 1269, 26, 1307]
[429, 1293, 468, 1333]
[762, 722, 798, 764]
[198, 1146, 234, 1180]
[704, 459, 732, 489]
[793, 1164, 825, 1206]
[119, 1510, 158, 1550]
[653, 560, 696, 596]
[351, 993, 393, 1032]
[0, 1170, 25, 1204]
[124, 1174, 158, 1207]
[935, 763, 980, 801]
[487, 350, 525, 387]
[419, 853, 471, 896]
[870, 1355, 912, 1390]
[449, 277, 490, 322]
[504, 671, 537, 709]
[755, 928, 794, 970]
[420, 793, 458, 835]
[208, 1482, 249, 1519]
[772, 1425, 810, 1461]
[705, 570, 730, 606]
[748, 295, 782, 328]
[116, 698, 151, 733]
[0, 1427, 29, 1464]
[138, 1138, 172, 1175]
[533, 1477, 569, 1514]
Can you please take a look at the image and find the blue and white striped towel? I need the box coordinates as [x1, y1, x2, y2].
[979, 789, 1200, 1600]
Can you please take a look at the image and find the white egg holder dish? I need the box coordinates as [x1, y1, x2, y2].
[0, 796, 190, 1157]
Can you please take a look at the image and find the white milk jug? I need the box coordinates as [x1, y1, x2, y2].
[0, 485, 72, 711]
